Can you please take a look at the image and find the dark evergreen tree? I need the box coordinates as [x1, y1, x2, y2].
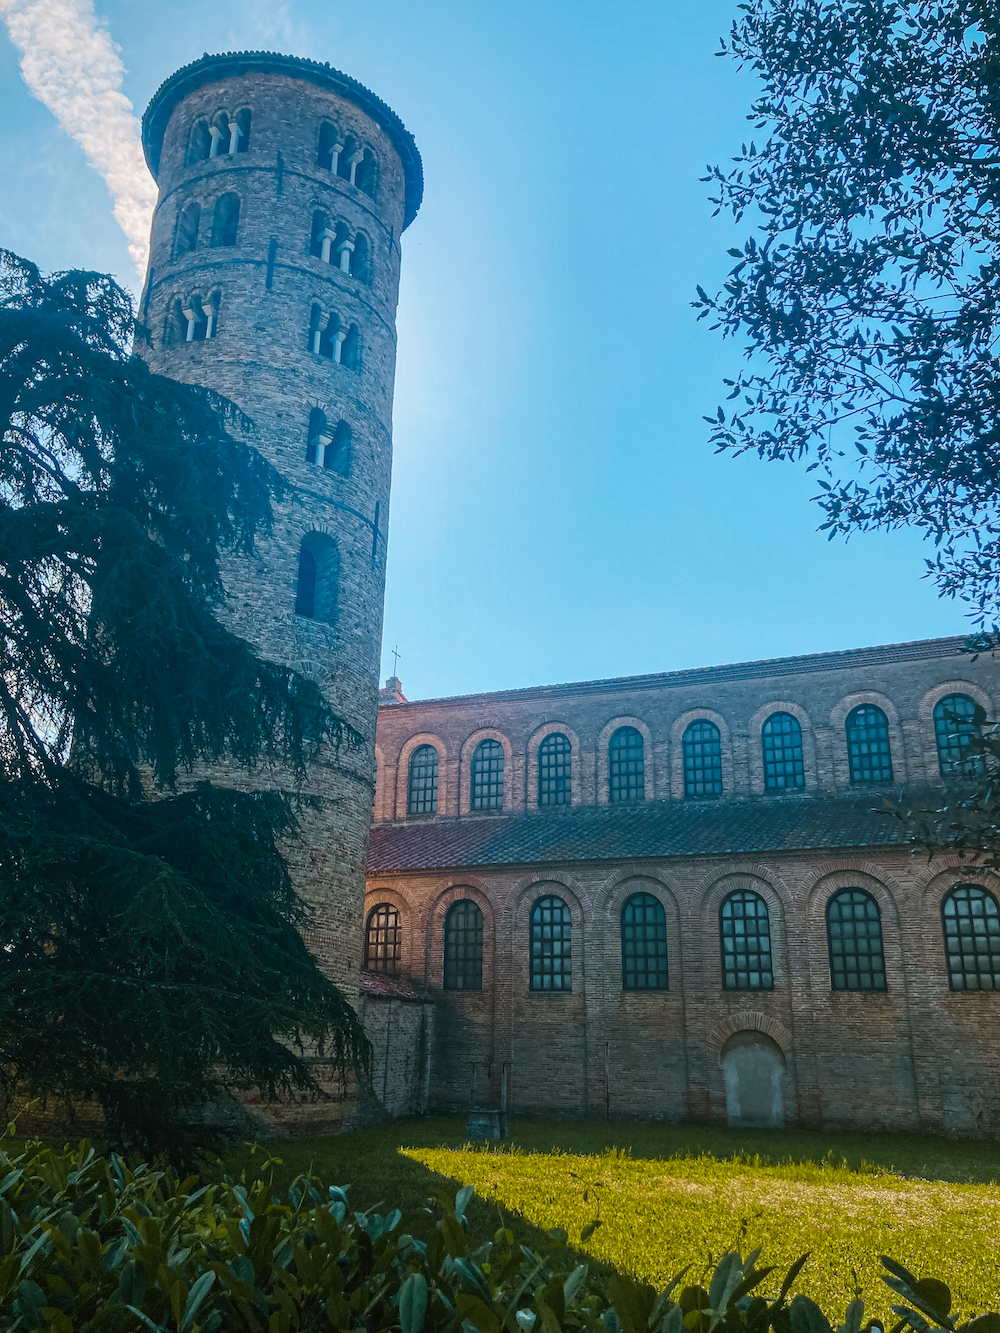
[0, 250, 369, 1158]
[699, 0, 1000, 864]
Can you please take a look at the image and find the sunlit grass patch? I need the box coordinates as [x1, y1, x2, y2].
[402, 1144, 1000, 1321]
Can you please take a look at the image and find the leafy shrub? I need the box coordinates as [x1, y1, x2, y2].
[0, 1139, 995, 1333]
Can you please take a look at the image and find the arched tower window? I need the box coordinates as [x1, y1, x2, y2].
[207, 111, 229, 158]
[407, 745, 439, 815]
[826, 888, 886, 991]
[340, 324, 360, 370]
[934, 694, 986, 778]
[683, 719, 722, 798]
[175, 201, 201, 256]
[762, 712, 805, 791]
[352, 233, 371, 284]
[530, 895, 571, 991]
[356, 148, 377, 197]
[306, 408, 330, 465]
[337, 135, 357, 180]
[233, 109, 251, 153]
[846, 704, 893, 785]
[210, 193, 240, 247]
[188, 120, 211, 163]
[293, 533, 338, 625]
[538, 732, 571, 806]
[609, 726, 644, 803]
[471, 739, 504, 810]
[720, 889, 773, 990]
[309, 306, 338, 359]
[621, 893, 668, 990]
[364, 903, 400, 974]
[317, 121, 342, 171]
[325, 421, 351, 474]
[942, 884, 1000, 990]
[444, 900, 484, 990]
[310, 210, 330, 258]
[177, 294, 219, 343]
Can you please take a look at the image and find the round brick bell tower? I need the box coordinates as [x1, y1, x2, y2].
[139, 53, 422, 1007]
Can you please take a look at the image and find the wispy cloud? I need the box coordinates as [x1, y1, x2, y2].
[0, 0, 156, 277]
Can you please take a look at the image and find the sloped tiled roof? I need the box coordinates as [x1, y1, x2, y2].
[367, 794, 916, 874]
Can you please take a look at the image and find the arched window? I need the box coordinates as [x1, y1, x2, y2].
[471, 739, 504, 810]
[942, 884, 1000, 990]
[444, 900, 484, 990]
[762, 712, 805, 791]
[176, 295, 219, 343]
[309, 306, 337, 359]
[538, 732, 571, 806]
[609, 726, 644, 803]
[826, 888, 886, 991]
[188, 120, 211, 163]
[294, 534, 338, 624]
[340, 324, 360, 369]
[364, 903, 400, 974]
[306, 407, 329, 465]
[720, 889, 773, 990]
[530, 895, 571, 991]
[356, 148, 377, 197]
[317, 121, 341, 171]
[621, 893, 668, 990]
[352, 233, 371, 283]
[683, 719, 722, 798]
[175, 201, 201, 256]
[210, 193, 240, 247]
[407, 745, 439, 815]
[309, 210, 329, 258]
[207, 111, 229, 158]
[934, 694, 986, 778]
[846, 705, 893, 785]
[233, 109, 251, 153]
[324, 420, 351, 474]
[337, 136, 358, 180]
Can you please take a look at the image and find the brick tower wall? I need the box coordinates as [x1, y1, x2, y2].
[135, 54, 422, 1128]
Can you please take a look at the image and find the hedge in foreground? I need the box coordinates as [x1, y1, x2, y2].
[1, 1140, 998, 1333]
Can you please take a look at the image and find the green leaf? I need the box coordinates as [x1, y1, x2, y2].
[610, 1272, 658, 1333]
[790, 1295, 833, 1333]
[400, 1272, 428, 1333]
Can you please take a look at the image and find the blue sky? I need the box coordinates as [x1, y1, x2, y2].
[0, 0, 966, 701]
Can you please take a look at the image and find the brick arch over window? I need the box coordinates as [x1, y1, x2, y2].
[527, 723, 581, 808]
[459, 729, 513, 813]
[699, 871, 788, 991]
[829, 693, 905, 788]
[425, 882, 496, 992]
[918, 681, 994, 783]
[363, 901, 401, 975]
[596, 717, 654, 805]
[407, 744, 439, 815]
[395, 735, 449, 818]
[747, 701, 816, 794]
[512, 876, 586, 993]
[942, 883, 1000, 991]
[669, 710, 734, 800]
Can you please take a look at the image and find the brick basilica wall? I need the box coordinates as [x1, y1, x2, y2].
[367, 637, 1000, 1135]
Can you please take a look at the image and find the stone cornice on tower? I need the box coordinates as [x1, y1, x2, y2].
[142, 50, 424, 228]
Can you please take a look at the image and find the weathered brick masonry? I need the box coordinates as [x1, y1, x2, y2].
[369, 637, 1000, 1136]
[138, 52, 423, 1127]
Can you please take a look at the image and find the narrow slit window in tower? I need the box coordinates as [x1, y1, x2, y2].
[306, 407, 330, 465]
[356, 148, 377, 197]
[175, 201, 201, 255]
[324, 421, 351, 474]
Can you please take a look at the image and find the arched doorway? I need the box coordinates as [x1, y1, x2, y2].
[720, 1030, 786, 1127]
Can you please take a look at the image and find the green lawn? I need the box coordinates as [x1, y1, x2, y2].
[219, 1117, 1000, 1322]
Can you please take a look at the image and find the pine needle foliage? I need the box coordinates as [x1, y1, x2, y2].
[0, 251, 370, 1160]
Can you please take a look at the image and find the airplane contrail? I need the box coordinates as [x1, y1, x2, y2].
[0, 0, 157, 278]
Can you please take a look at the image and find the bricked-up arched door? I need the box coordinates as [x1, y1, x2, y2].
[721, 1031, 785, 1127]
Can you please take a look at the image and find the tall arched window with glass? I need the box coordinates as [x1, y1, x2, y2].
[845, 705, 894, 785]
[407, 745, 439, 815]
[443, 900, 484, 991]
[942, 884, 1000, 990]
[762, 713, 805, 790]
[364, 903, 400, 975]
[471, 739, 504, 810]
[530, 895, 572, 991]
[538, 732, 571, 806]
[609, 727, 644, 803]
[826, 888, 886, 991]
[683, 720, 723, 797]
[720, 889, 773, 990]
[934, 694, 986, 778]
[621, 893, 668, 990]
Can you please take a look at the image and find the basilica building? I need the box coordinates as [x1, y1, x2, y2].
[365, 634, 1000, 1136]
